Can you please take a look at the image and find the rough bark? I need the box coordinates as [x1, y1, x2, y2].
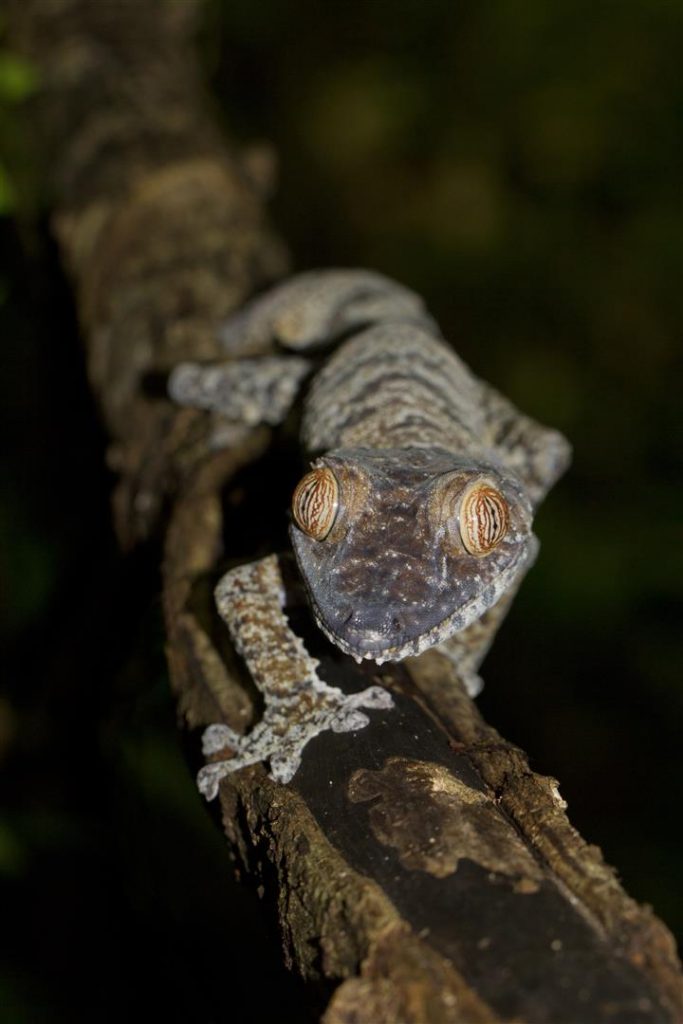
[9, 1, 683, 1021]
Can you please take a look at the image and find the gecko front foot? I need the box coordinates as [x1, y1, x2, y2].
[197, 557, 394, 800]
[198, 679, 393, 799]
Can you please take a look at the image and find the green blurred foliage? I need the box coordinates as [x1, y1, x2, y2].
[1, 0, 682, 1018]
[0, 38, 38, 214]
[0, 50, 37, 106]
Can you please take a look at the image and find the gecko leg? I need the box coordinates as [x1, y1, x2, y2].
[434, 537, 540, 697]
[168, 270, 436, 439]
[197, 555, 393, 800]
[168, 355, 311, 427]
[479, 383, 572, 506]
[217, 269, 438, 355]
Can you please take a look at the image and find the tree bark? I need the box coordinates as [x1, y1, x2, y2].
[9, 1, 683, 1021]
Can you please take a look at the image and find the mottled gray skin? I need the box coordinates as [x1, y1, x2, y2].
[169, 270, 570, 789]
[196, 556, 393, 799]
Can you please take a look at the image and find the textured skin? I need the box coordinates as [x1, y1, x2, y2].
[169, 269, 570, 787]
[290, 312, 569, 663]
[285, 283, 569, 664]
[290, 447, 535, 663]
[198, 556, 393, 798]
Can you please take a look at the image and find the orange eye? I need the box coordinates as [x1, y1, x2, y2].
[292, 467, 339, 540]
[459, 482, 508, 555]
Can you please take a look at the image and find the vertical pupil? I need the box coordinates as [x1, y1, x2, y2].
[302, 480, 324, 526]
[460, 483, 508, 554]
[479, 493, 501, 546]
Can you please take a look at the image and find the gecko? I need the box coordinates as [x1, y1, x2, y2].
[169, 270, 570, 797]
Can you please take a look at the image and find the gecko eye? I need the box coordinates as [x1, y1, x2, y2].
[292, 467, 339, 540]
[459, 482, 508, 555]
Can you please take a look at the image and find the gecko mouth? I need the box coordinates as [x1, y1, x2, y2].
[301, 537, 538, 665]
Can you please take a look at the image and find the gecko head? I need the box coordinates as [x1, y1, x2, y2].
[289, 447, 537, 663]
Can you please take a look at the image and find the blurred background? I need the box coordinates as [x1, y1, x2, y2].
[1, 0, 681, 1020]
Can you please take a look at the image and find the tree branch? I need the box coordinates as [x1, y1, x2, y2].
[9, 1, 683, 1021]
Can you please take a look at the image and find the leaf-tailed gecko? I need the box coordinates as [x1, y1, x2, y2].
[169, 271, 570, 797]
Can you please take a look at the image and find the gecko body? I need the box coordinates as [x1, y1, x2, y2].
[169, 270, 570, 794]
[291, 322, 546, 664]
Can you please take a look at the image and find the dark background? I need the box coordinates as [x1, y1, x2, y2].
[1, 1, 681, 1020]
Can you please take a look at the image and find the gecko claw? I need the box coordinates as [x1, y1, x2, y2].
[331, 710, 370, 733]
[197, 762, 230, 802]
[358, 685, 395, 710]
